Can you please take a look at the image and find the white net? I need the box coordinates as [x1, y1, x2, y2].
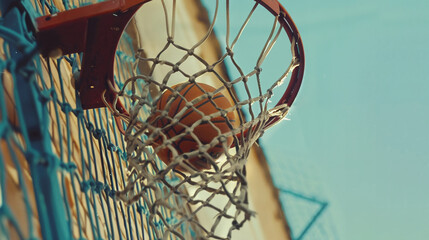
[105, 0, 303, 239]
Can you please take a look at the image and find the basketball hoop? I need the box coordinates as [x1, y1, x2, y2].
[34, 0, 305, 238]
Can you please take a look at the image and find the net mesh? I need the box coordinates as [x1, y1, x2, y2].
[109, 0, 299, 239]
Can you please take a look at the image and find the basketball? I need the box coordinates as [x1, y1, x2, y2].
[148, 82, 238, 171]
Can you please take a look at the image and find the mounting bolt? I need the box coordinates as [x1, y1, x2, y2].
[48, 48, 63, 59]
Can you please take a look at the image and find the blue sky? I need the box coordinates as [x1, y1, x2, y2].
[207, 0, 429, 239]
[260, 0, 429, 239]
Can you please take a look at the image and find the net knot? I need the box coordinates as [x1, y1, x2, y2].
[107, 143, 117, 152]
[232, 220, 241, 229]
[187, 48, 194, 55]
[80, 180, 91, 192]
[60, 102, 72, 114]
[206, 65, 214, 72]
[72, 108, 84, 118]
[172, 64, 179, 72]
[94, 181, 105, 193]
[188, 76, 196, 83]
[93, 128, 104, 139]
[226, 47, 233, 56]
[86, 122, 94, 132]
[104, 186, 116, 198]
[201, 115, 210, 123]
[60, 162, 77, 172]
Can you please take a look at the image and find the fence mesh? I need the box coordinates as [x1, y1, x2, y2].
[1, 0, 196, 239]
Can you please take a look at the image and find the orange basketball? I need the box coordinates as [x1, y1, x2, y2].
[148, 82, 238, 171]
